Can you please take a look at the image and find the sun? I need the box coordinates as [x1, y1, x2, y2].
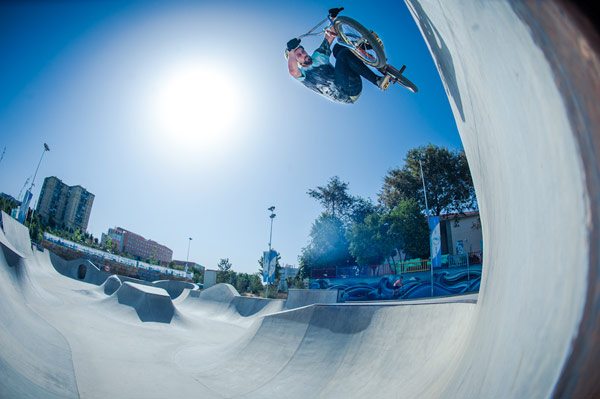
[154, 63, 240, 150]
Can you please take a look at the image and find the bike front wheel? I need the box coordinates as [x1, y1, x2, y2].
[333, 16, 387, 68]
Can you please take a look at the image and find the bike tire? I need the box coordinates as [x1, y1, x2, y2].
[334, 16, 387, 68]
[397, 75, 418, 93]
[388, 70, 419, 93]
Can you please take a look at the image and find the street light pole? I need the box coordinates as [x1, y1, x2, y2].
[265, 206, 276, 298]
[15, 143, 50, 223]
[419, 158, 434, 297]
[30, 143, 50, 191]
[269, 216, 275, 252]
[185, 237, 192, 275]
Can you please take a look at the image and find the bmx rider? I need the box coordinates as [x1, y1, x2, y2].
[285, 27, 391, 104]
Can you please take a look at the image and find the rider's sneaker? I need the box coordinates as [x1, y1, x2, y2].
[377, 75, 392, 91]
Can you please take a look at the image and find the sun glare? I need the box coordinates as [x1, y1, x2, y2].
[154, 64, 240, 151]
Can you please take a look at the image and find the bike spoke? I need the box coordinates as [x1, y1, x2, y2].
[338, 23, 380, 64]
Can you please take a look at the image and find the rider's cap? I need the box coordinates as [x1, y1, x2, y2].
[286, 38, 301, 52]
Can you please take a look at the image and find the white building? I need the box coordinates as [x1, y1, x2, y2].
[440, 211, 483, 256]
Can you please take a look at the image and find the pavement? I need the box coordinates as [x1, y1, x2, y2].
[1, 1, 600, 398]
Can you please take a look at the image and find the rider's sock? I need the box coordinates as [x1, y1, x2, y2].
[377, 75, 391, 91]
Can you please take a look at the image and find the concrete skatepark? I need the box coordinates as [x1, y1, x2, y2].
[1, 1, 600, 398]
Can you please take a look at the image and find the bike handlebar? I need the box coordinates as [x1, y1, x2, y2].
[328, 7, 344, 19]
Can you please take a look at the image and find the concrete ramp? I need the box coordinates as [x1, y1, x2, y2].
[400, 1, 600, 397]
[0, 229, 78, 398]
[102, 274, 122, 296]
[49, 253, 111, 285]
[0, 1, 599, 398]
[0, 223, 25, 267]
[189, 301, 474, 398]
[0, 211, 32, 258]
[152, 279, 198, 299]
[179, 284, 284, 320]
[116, 282, 176, 323]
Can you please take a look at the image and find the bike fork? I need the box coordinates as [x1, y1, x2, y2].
[379, 64, 407, 84]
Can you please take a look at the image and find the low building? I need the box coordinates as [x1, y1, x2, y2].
[440, 211, 482, 257]
[204, 269, 217, 289]
[101, 227, 173, 265]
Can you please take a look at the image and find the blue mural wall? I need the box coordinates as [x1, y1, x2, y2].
[309, 269, 481, 301]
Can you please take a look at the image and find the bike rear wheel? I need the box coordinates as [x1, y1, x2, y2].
[333, 16, 387, 68]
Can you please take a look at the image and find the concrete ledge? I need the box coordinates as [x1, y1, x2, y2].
[285, 289, 340, 310]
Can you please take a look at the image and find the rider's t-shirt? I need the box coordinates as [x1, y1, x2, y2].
[296, 39, 359, 104]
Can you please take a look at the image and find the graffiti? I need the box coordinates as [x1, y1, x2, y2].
[310, 268, 481, 301]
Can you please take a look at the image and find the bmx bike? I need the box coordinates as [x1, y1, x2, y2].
[296, 7, 418, 93]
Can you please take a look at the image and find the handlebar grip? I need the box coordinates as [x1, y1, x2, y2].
[328, 7, 344, 18]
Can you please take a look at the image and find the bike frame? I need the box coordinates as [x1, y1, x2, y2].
[297, 15, 356, 52]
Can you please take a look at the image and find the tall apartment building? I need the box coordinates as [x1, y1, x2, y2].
[101, 227, 173, 264]
[36, 176, 95, 231]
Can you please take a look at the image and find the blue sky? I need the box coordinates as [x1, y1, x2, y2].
[0, 0, 461, 273]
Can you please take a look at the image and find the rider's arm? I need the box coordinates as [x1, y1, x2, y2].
[324, 27, 336, 45]
[314, 38, 332, 57]
[287, 52, 303, 79]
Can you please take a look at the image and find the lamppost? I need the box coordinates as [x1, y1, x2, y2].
[265, 206, 276, 297]
[268, 206, 276, 253]
[185, 237, 192, 275]
[14, 143, 50, 223]
[418, 157, 434, 297]
[30, 143, 50, 191]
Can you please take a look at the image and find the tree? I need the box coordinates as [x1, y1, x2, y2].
[248, 274, 263, 295]
[286, 275, 305, 289]
[25, 211, 43, 243]
[307, 176, 355, 218]
[73, 228, 82, 243]
[379, 144, 476, 215]
[216, 258, 235, 284]
[235, 273, 251, 294]
[298, 213, 354, 278]
[217, 258, 232, 271]
[384, 199, 429, 259]
[347, 210, 395, 267]
[348, 196, 379, 225]
[192, 271, 203, 285]
[0, 196, 18, 215]
[347, 198, 429, 270]
[103, 236, 116, 253]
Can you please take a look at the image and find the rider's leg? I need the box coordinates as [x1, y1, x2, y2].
[333, 60, 363, 96]
[333, 44, 380, 87]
